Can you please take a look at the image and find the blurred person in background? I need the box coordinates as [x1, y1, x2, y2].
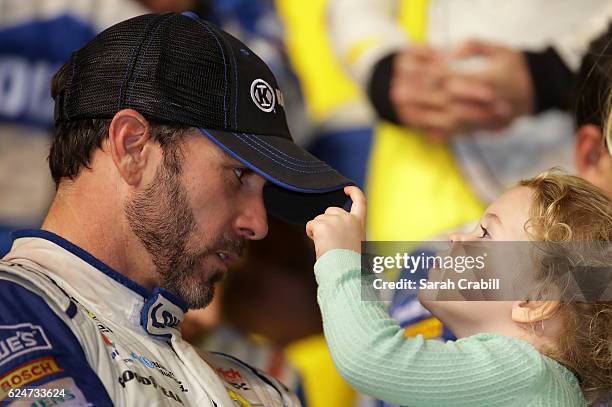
[324, 0, 612, 245]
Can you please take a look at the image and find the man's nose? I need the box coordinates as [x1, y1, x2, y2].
[235, 196, 268, 240]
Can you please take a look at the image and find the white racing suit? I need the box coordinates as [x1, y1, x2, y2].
[0, 230, 301, 406]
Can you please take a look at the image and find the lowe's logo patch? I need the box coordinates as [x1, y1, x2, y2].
[0, 324, 52, 367]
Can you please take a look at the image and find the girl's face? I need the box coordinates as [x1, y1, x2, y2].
[419, 186, 534, 337]
[449, 186, 533, 243]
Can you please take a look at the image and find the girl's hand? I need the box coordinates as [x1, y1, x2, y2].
[306, 186, 366, 259]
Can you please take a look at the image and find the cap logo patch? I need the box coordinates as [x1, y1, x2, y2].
[250, 79, 275, 112]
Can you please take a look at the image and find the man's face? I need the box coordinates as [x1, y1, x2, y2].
[125, 132, 268, 309]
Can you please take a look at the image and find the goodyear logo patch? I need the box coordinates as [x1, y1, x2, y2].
[0, 324, 52, 367]
[0, 356, 63, 399]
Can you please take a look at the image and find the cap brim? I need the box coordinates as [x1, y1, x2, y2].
[199, 129, 354, 224]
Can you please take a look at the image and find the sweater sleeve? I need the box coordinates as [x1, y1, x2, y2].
[314, 249, 554, 407]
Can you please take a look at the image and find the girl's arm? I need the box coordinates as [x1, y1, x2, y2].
[306, 188, 552, 406]
[315, 249, 548, 407]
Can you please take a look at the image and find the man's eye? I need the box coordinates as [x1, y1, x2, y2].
[233, 168, 245, 184]
[479, 225, 490, 239]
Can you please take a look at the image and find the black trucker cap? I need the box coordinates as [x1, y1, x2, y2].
[53, 12, 353, 224]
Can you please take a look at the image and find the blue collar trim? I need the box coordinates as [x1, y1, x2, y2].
[12, 229, 188, 339]
[12, 229, 152, 298]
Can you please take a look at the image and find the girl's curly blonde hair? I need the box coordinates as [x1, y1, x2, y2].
[519, 171, 612, 405]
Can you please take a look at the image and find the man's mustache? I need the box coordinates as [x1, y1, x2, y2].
[192, 235, 246, 262]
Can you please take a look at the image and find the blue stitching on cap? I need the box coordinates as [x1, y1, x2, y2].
[241, 133, 330, 165]
[238, 133, 330, 169]
[226, 35, 239, 128]
[234, 133, 332, 173]
[191, 18, 228, 128]
[234, 134, 328, 173]
[241, 133, 329, 167]
[181, 11, 199, 19]
[200, 129, 349, 193]
[119, 35, 143, 110]
[121, 14, 173, 109]
[234, 135, 332, 174]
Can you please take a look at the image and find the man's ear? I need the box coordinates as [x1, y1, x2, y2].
[575, 124, 604, 178]
[511, 300, 560, 323]
[108, 109, 152, 186]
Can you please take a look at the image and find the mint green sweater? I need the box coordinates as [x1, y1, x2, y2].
[314, 250, 586, 407]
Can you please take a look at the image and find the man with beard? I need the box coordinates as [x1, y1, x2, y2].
[0, 12, 351, 406]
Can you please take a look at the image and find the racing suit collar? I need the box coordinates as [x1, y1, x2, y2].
[7, 229, 187, 340]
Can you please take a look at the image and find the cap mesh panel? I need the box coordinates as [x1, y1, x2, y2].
[63, 14, 227, 129]
[126, 15, 227, 127]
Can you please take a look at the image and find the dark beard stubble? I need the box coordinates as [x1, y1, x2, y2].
[124, 159, 243, 309]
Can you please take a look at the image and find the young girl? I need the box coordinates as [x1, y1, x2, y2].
[306, 172, 612, 406]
